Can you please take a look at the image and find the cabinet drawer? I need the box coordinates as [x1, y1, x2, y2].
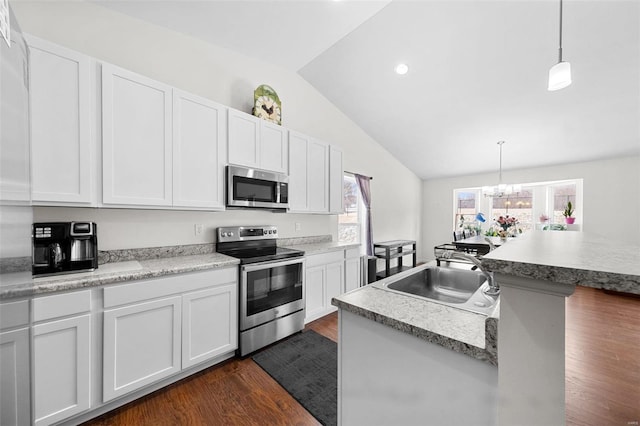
[306, 250, 344, 268]
[32, 290, 91, 322]
[104, 268, 237, 308]
[0, 300, 30, 330]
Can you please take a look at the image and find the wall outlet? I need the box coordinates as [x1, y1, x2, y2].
[194, 224, 204, 236]
[295, 222, 301, 231]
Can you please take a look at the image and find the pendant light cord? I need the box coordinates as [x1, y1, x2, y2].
[558, 0, 564, 63]
[497, 141, 505, 185]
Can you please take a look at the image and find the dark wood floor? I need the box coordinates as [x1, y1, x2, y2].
[84, 286, 638, 426]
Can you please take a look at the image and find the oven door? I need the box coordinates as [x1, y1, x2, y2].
[240, 257, 304, 331]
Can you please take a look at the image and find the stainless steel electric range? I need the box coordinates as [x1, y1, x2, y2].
[216, 226, 305, 356]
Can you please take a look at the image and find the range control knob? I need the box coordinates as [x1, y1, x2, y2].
[229, 232, 234, 237]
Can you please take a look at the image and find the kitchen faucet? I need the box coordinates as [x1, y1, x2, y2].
[441, 251, 500, 296]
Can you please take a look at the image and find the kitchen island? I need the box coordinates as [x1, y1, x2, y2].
[332, 263, 499, 425]
[481, 231, 640, 426]
[333, 232, 640, 426]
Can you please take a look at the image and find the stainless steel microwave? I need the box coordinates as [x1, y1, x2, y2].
[226, 165, 289, 210]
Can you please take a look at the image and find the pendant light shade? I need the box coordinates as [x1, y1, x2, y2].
[548, 0, 572, 91]
[548, 61, 572, 91]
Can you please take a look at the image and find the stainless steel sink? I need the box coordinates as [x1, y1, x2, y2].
[373, 264, 499, 315]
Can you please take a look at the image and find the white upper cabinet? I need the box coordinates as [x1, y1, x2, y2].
[0, 29, 30, 203]
[28, 35, 95, 205]
[172, 90, 227, 210]
[288, 131, 309, 212]
[329, 145, 344, 214]
[288, 131, 341, 214]
[307, 138, 329, 213]
[228, 109, 288, 174]
[260, 120, 288, 174]
[228, 109, 259, 168]
[102, 63, 172, 207]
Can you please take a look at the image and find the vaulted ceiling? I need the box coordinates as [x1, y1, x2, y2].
[96, 0, 640, 179]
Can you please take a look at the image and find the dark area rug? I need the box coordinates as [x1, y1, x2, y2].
[252, 330, 337, 426]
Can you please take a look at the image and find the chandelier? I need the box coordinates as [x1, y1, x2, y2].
[482, 141, 521, 198]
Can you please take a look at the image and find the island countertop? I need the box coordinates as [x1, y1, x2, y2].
[481, 231, 640, 295]
[332, 269, 498, 365]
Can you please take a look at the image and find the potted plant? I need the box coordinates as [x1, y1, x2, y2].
[563, 201, 575, 224]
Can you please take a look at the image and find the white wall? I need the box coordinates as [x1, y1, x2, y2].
[422, 155, 640, 260]
[13, 1, 423, 253]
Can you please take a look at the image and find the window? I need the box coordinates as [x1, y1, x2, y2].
[338, 174, 363, 244]
[491, 188, 533, 232]
[453, 179, 582, 235]
[455, 191, 477, 230]
[551, 183, 576, 224]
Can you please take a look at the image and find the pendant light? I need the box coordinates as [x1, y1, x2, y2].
[482, 141, 521, 198]
[548, 0, 572, 91]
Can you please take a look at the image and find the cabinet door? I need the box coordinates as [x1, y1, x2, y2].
[182, 284, 237, 369]
[305, 265, 326, 323]
[103, 296, 181, 402]
[345, 256, 361, 293]
[228, 109, 259, 168]
[33, 315, 91, 426]
[28, 35, 94, 205]
[173, 90, 226, 209]
[307, 138, 329, 213]
[0, 328, 30, 426]
[329, 146, 344, 214]
[0, 30, 30, 203]
[260, 121, 288, 173]
[325, 261, 344, 313]
[102, 64, 172, 206]
[288, 131, 309, 212]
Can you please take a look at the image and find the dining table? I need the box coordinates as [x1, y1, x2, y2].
[454, 235, 505, 247]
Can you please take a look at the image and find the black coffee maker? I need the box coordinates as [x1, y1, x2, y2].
[32, 222, 98, 276]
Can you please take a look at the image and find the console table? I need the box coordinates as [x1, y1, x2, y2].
[374, 240, 417, 279]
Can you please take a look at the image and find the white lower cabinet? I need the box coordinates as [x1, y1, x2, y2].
[103, 296, 182, 402]
[0, 328, 30, 426]
[305, 251, 345, 323]
[182, 284, 237, 369]
[102, 268, 238, 403]
[32, 291, 92, 426]
[345, 248, 361, 293]
[0, 300, 30, 426]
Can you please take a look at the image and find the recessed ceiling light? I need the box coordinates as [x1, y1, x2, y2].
[395, 63, 409, 75]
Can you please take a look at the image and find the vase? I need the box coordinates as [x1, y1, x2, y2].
[565, 217, 576, 225]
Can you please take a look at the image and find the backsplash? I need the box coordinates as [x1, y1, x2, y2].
[99, 235, 333, 264]
[277, 235, 332, 246]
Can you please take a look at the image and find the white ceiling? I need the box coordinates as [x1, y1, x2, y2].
[96, 0, 640, 180]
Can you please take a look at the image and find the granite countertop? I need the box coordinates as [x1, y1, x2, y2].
[282, 241, 361, 256]
[482, 231, 640, 295]
[0, 237, 361, 300]
[0, 253, 239, 300]
[332, 279, 498, 365]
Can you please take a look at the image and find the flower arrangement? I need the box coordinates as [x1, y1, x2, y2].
[485, 215, 521, 238]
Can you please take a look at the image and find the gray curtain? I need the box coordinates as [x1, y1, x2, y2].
[355, 174, 373, 256]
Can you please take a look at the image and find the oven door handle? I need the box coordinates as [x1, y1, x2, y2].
[241, 257, 305, 273]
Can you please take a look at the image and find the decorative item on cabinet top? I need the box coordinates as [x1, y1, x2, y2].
[252, 84, 282, 125]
